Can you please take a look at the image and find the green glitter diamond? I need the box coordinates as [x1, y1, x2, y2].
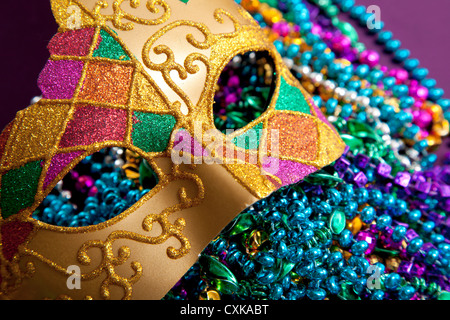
[1, 161, 43, 219]
[232, 122, 263, 150]
[132, 112, 177, 153]
[93, 29, 131, 61]
[275, 76, 311, 114]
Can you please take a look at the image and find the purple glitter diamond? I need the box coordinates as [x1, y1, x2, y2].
[394, 172, 411, 188]
[353, 171, 368, 187]
[376, 162, 392, 177]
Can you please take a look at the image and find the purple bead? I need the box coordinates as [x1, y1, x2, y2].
[397, 261, 413, 278]
[422, 242, 437, 252]
[355, 154, 370, 169]
[394, 172, 411, 188]
[335, 157, 350, 172]
[411, 172, 425, 183]
[353, 171, 368, 187]
[428, 211, 445, 225]
[405, 229, 419, 241]
[376, 162, 392, 177]
[442, 167, 450, 184]
[440, 185, 450, 198]
[411, 264, 426, 277]
[415, 181, 431, 194]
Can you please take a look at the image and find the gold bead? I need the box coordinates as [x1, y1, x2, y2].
[347, 216, 363, 235]
[433, 120, 449, 137]
[240, 0, 260, 12]
[385, 257, 401, 272]
[199, 289, 221, 301]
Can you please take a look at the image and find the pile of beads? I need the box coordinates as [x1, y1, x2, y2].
[163, 0, 450, 300]
[32, 147, 157, 228]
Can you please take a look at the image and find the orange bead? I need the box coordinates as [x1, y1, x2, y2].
[261, 7, 283, 24]
[347, 216, 363, 235]
[240, 0, 260, 12]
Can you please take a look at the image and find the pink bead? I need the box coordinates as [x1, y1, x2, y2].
[273, 22, 290, 37]
[410, 85, 429, 100]
[331, 35, 351, 53]
[395, 69, 409, 83]
[311, 23, 322, 35]
[380, 65, 388, 73]
[414, 110, 433, 128]
[360, 50, 379, 68]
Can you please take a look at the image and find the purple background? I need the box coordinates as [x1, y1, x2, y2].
[0, 0, 449, 156]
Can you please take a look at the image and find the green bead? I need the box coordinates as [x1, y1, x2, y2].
[324, 5, 339, 17]
[329, 209, 346, 234]
[354, 42, 366, 53]
[340, 134, 364, 151]
[199, 255, 238, 285]
[211, 278, 240, 295]
[338, 282, 361, 300]
[438, 291, 450, 300]
[229, 212, 255, 236]
[275, 259, 296, 281]
[347, 120, 382, 142]
[334, 21, 359, 43]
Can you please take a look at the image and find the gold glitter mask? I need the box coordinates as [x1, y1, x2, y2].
[0, 0, 345, 300]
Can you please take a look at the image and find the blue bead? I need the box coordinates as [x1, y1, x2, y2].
[269, 284, 284, 300]
[431, 234, 445, 245]
[376, 214, 392, 230]
[272, 241, 288, 259]
[384, 273, 401, 290]
[421, 78, 437, 89]
[312, 268, 328, 280]
[326, 98, 339, 114]
[256, 252, 275, 268]
[281, 274, 292, 290]
[267, 210, 282, 222]
[392, 226, 407, 242]
[350, 5, 366, 19]
[341, 267, 358, 282]
[296, 261, 315, 277]
[354, 188, 369, 204]
[425, 248, 440, 265]
[404, 58, 420, 71]
[306, 288, 326, 300]
[398, 285, 416, 300]
[300, 229, 315, 241]
[385, 39, 401, 53]
[286, 245, 304, 263]
[351, 241, 369, 255]
[327, 251, 343, 266]
[288, 200, 305, 214]
[429, 88, 444, 101]
[325, 276, 341, 295]
[392, 84, 409, 97]
[305, 248, 322, 261]
[371, 290, 385, 300]
[274, 40, 285, 55]
[286, 44, 300, 58]
[368, 189, 383, 205]
[382, 77, 396, 90]
[339, 229, 353, 248]
[256, 269, 276, 285]
[377, 30, 392, 44]
[361, 206, 376, 224]
[412, 68, 429, 80]
[422, 221, 435, 233]
[407, 238, 424, 254]
[394, 49, 410, 62]
[270, 229, 286, 242]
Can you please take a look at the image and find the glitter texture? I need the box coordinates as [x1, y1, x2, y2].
[59, 105, 127, 148]
[43, 151, 84, 190]
[3, 104, 70, 167]
[173, 129, 208, 158]
[78, 62, 134, 105]
[232, 123, 263, 150]
[311, 101, 339, 136]
[275, 76, 311, 114]
[262, 156, 318, 186]
[48, 28, 95, 57]
[132, 112, 177, 153]
[1, 221, 34, 261]
[38, 60, 84, 100]
[268, 113, 318, 161]
[0, 121, 14, 164]
[0, 161, 43, 218]
[93, 29, 131, 61]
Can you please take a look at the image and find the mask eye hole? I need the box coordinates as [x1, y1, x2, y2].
[32, 147, 158, 228]
[213, 51, 276, 133]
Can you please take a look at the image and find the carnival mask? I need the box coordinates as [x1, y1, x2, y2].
[0, 0, 345, 300]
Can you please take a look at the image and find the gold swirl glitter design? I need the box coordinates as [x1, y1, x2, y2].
[142, 8, 241, 114]
[91, 0, 171, 30]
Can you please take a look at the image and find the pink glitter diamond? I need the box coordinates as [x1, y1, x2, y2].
[43, 151, 84, 190]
